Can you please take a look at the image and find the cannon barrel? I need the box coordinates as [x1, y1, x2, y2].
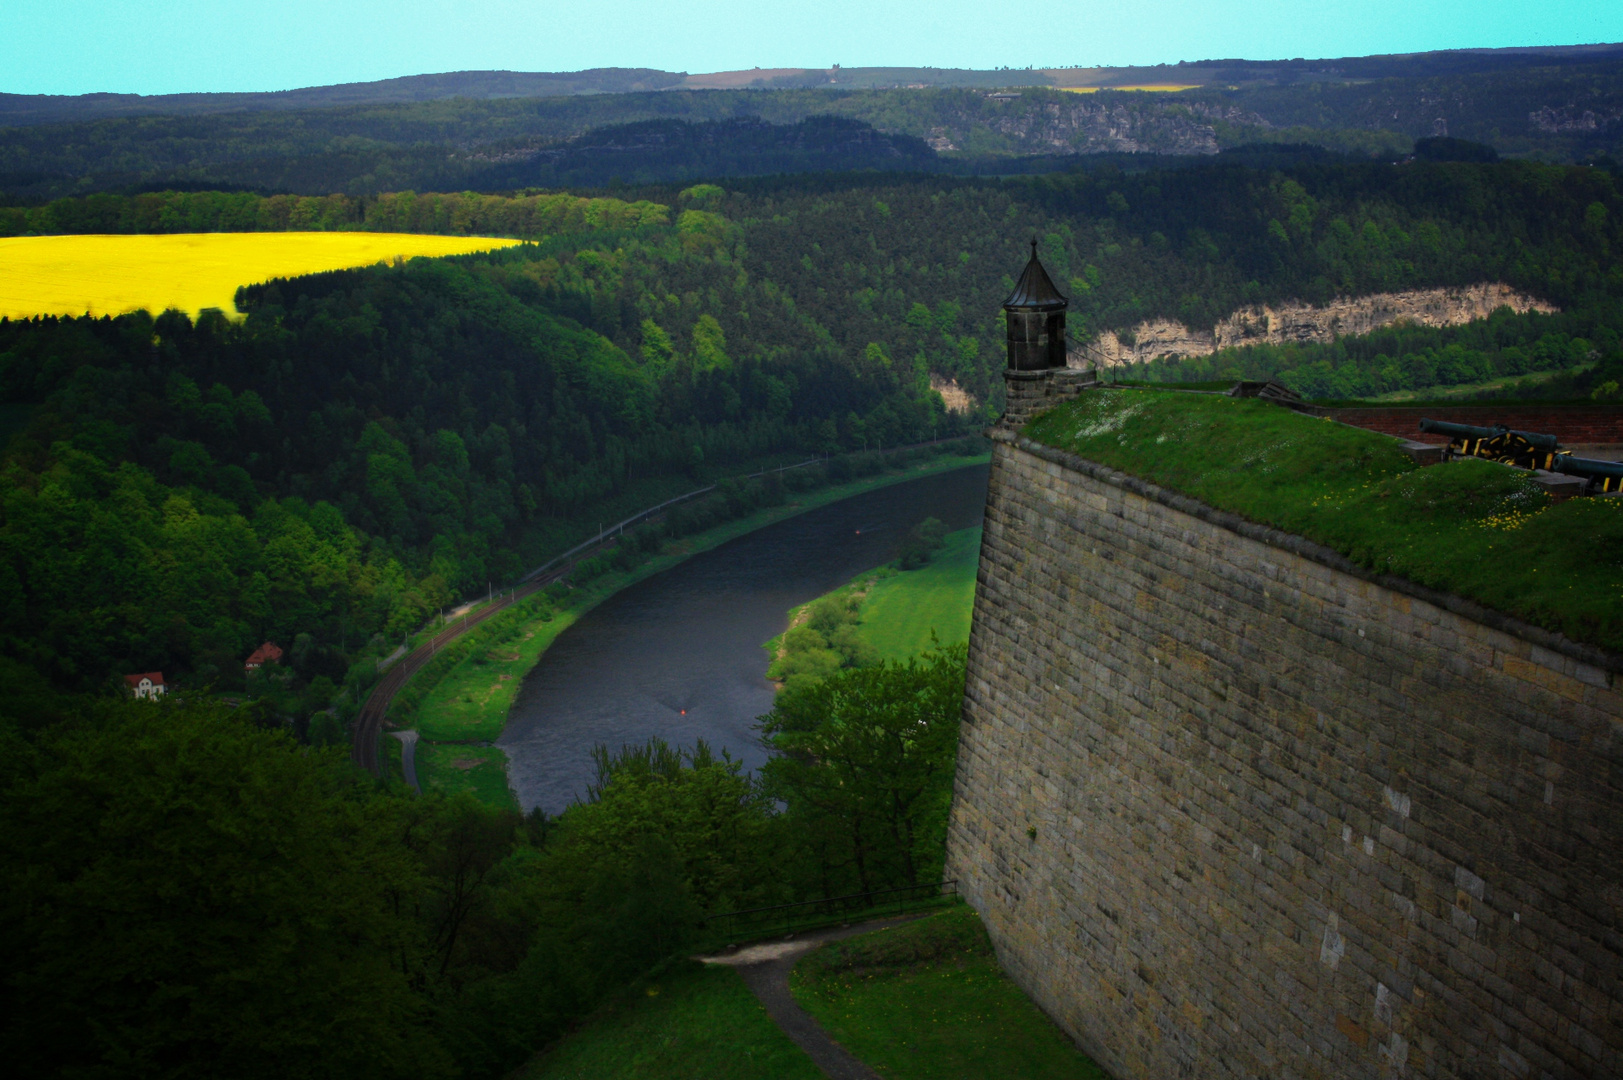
[1418, 418, 1561, 452]
[1549, 455, 1623, 482]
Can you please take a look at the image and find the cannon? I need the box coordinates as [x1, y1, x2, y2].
[1548, 454, 1623, 494]
[1419, 418, 1622, 494]
[1418, 418, 1563, 470]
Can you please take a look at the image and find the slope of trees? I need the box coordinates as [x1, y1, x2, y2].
[4, 158, 1621, 690]
[0, 646, 967, 1079]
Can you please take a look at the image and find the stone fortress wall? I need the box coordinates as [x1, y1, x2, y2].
[945, 399, 1622, 1078]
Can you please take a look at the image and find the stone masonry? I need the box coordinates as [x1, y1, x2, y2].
[945, 421, 1623, 1079]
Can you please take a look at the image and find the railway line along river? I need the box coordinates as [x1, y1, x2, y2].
[499, 463, 990, 813]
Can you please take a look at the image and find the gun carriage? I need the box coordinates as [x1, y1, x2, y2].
[1418, 418, 1623, 494]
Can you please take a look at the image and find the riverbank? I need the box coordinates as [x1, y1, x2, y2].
[763, 525, 981, 683]
[401, 449, 991, 804]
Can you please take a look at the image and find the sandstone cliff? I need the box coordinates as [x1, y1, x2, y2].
[1071, 282, 1556, 368]
[918, 94, 1267, 156]
[929, 375, 977, 414]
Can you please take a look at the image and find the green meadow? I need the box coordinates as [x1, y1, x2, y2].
[856, 526, 981, 659]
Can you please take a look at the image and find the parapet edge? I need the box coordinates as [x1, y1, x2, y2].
[992, 426, 1623, 677]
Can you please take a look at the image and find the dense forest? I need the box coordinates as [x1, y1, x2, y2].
[5, 157, 1621, 692]
[0, 646, 966, 1079]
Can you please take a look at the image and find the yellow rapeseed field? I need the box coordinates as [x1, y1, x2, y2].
[0, 232, 525, 320]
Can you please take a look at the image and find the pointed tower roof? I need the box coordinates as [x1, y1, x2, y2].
[1003, 239, 1067, 310]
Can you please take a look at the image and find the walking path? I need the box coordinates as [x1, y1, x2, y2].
[699, 916, 922, 1080]
[390, 730, 420, 792]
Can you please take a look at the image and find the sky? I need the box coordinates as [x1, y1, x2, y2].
[2, 0, 1620, 96]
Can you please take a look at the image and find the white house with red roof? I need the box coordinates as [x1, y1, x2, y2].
[124, 672, 166, 700]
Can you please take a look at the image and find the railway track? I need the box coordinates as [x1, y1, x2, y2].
[349, 576, 565, 775]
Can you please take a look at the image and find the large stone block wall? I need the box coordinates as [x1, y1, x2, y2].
[946, 429, 1622, 1079]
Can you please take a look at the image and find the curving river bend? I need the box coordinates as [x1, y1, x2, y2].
[499, 464, 990, 813]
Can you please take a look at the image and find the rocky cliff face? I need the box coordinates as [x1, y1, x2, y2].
[921, 95, 1264, 156]
[983, 99, 1221, 155]
[1072, 282, 1556, 368]
[929, 375, 978, 414]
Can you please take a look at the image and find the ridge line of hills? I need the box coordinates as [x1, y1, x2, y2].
[5, 42, 1623, 126]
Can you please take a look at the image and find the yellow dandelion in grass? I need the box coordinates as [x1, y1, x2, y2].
[0, 232, 524, 321]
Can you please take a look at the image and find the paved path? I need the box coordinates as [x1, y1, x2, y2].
[390, 730, 420, 792]
[700, 917, 922, 1080]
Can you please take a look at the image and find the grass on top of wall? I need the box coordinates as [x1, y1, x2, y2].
[790, 906, 1107, 1080]
[1024, 389, 1623, 654]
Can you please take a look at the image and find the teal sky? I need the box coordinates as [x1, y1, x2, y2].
[2, 0, 1619, 95]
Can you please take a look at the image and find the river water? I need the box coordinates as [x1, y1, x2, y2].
[499, 464, 991, 813]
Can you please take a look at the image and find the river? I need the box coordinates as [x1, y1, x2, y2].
[499, 463, 991, 813]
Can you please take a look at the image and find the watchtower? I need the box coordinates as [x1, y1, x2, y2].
[999, 240, 1095, 429]
[1003, 239, 1067, 370]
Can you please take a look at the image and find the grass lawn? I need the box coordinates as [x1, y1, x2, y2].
[413, 742, 516, 809]
[0, 232, 522, 319]
[1026, 390, 1623, 653]
[791, 906, 1106, 1080]
[517, 960, 822, 1080]
[856, 526, 981, 660]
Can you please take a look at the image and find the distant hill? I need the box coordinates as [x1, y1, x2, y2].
[2, 44, 1623, 198]
[4, 44, 1621, 127]
[0, 68, 687, 125]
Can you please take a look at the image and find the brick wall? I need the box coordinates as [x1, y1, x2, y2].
[946, 428, 1622, 1079]
[1320, 405, 1623, 446]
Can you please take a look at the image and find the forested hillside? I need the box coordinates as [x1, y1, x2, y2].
[4, 51, 1623, 199]
[0, 650, 966, 1079]
[4, 157, 1619, 695]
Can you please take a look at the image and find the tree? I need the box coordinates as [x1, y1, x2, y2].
[757, 647, 966, 898]
[0, 701, 454, 1079]
[898, 516, 947, 569]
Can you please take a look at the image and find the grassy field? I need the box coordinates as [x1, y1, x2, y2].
[791, 906, 1106, 1080]
[0, 232, 522, 320]
[1026, 389, 1623, 653]
[516, 961, 823, 1080]
[409, 450, 992, 799]
[856, 526, 981, 660]
[412, 743, 517, 809]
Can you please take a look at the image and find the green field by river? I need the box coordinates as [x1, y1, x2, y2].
[856, 527, 981, 659]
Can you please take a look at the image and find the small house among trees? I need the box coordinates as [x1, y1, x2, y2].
[124, 672, 166, 700]
[244, 642, 283, 673]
